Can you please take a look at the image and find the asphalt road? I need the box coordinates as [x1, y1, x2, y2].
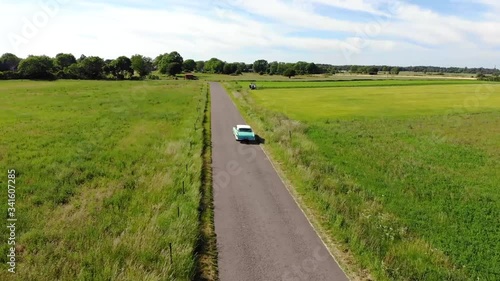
[211, 82, 349, 281]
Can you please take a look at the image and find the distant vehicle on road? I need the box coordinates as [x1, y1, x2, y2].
[233, 124, 256, 142]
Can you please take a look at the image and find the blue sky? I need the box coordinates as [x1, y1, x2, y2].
[1, 0, 499, 67]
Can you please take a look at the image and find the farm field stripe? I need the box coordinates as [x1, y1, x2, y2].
[254, 79, 487, 89]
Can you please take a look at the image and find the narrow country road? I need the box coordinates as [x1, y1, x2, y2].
[211, 82, 349, 281]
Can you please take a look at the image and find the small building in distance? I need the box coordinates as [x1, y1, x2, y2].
[184, 73, 197, 80]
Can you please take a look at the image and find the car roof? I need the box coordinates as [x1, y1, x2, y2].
[236, 125, 252, 129]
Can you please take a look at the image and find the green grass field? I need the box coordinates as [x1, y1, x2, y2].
[0, 80, 209, 280]
[251, 83, 500, 120]
[247, 79, 484, 90]
[227, 80, 500, 280]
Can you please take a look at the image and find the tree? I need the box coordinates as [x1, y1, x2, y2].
[0, 53, 21, 71]
[153, 53, 167, 70]
[109, 56, 133, 79]
[237, 62, 247, 73]
[79, 56, 105, 79]
[253, 59, 268, 74]
[18, 55, 55, 80]
[166, 62, 182, 77]
[223, 63, 238, 74]
[204, 58, 224, 73]
[158, 59, 168, 74]
[357, 66, 367, 74]
[229, 63, 239, 74]
[183, 59, 196, 72]
[77, 54, 87, 63]
[306, 62, 320, 74]
[103, 59, 114, 77]
[65, 63, 84, 79]
[367, 66, 379, 75]
[283, 68, 296, 78]
[390, 67, 400, 75]
[158, 51, 184, 74]
[131, 54, 153, 77]
[268, 61, 278, 75]
[165, 51, 183, 64]
[350, 65, 359, 74]
[222, 63, 231, 74]
[53, 53, 76, 71]
[294, 61, 308, 75]
[276, 62, 290, 75]
[195, 61, 205, 72]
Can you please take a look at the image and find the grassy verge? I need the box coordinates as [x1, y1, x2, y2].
[224, 81, 500, 280]
[0, 80, 207, 280]
[195, 84, 218, 280]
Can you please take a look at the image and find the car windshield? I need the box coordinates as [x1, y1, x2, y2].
[239, 128, 253, 132]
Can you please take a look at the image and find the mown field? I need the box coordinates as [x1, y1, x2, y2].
[226, 80, 500, 280]
[0, 80, 210, 280]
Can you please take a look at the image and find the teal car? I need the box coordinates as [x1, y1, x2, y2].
[233, 125, 256, 142]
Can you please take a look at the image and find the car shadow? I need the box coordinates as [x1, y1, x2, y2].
[256, 135, 266, 144]
[241, 135, 265, 145]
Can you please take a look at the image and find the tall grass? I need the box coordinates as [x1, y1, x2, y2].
[0, 80, 209, 280]
[225, 81, 500, 280]
[195, 85, 218, 280]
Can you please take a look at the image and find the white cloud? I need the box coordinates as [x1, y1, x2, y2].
[0, 0, 498, 66]
[310, 0, 389, 16]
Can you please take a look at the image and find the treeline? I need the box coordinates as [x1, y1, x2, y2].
[1, 51, 498, 80]
[0, 53, 157, 80]
[0, 51, 209, 80]
[328, 65, 499, 75]
[399, 65, 498, 74]
[477, 73, 500, 81]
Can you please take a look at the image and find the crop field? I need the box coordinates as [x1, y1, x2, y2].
[248, 79, 485, 90]
[0, 80, 209, 280]
[227, 80, 500, 280]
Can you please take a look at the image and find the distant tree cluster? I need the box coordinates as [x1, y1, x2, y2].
[0, 52, 157, 80]
[1, 51, 498, 81]
[477, 71, 500, 81]
[249, 60, 327, 77]
[400, 65, 497, 74]
[202, 58, 249, 75]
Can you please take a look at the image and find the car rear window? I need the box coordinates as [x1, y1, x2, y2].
[239, 128, 253, 132]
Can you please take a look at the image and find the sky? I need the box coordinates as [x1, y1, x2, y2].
[0, 0, 499, 67]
